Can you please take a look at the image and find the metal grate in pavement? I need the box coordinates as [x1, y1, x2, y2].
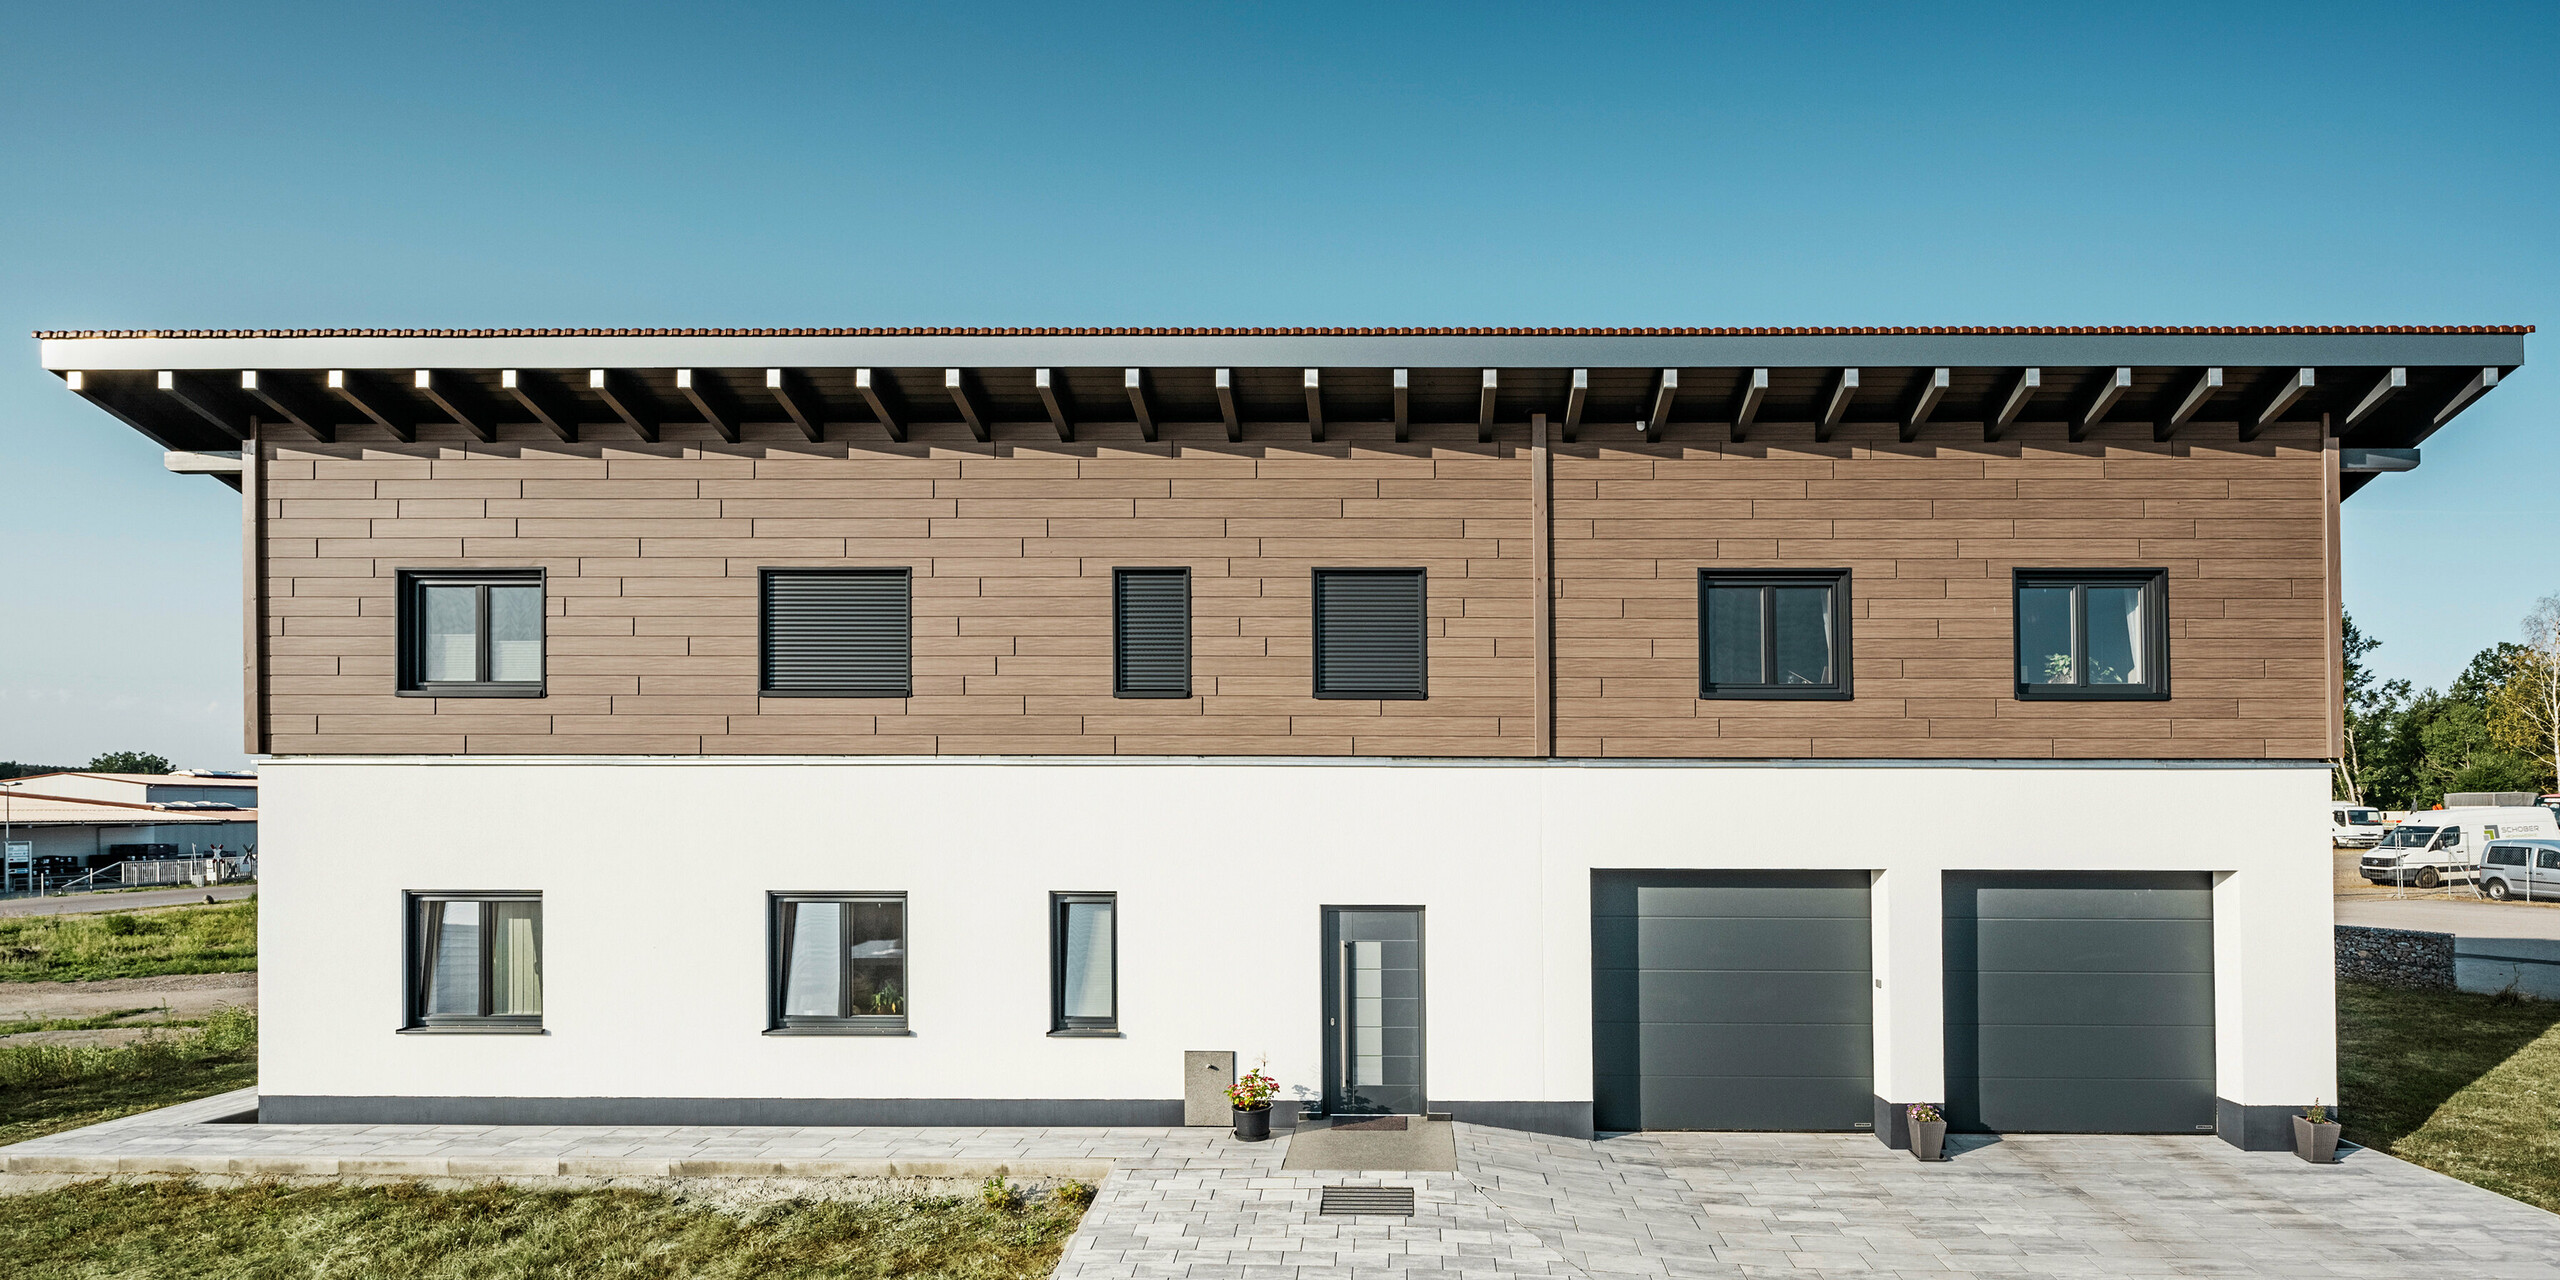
[1319, 1185, 1416, 1216]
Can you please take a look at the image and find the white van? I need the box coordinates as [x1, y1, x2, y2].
[2329, 803, 2387, 848]
[2361, 807, 2560, 888]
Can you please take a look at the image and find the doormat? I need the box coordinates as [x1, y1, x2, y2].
[1329, 1116, 1408, 1131]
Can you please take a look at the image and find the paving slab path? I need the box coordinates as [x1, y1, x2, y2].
[8, 1093, 2558, 1278]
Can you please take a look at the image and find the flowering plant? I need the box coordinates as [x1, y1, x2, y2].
[1906, 1102, 1944, 1125]
[1227, 1063, 1278, 1111]
[2303, 1099, 2330, 1125]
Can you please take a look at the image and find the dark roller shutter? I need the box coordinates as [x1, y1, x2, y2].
[1114, 568, 1191, 698]
[1313, 569, 1427, 699]
[760, 568, 911, 696]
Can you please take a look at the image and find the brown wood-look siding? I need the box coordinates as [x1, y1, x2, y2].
[257, 416, 2331, 760]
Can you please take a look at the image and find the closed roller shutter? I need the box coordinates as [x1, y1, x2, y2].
[1592, 870, 1874, 1131]
[760, 568, 911, 697]
[1943, 871, 2216, 1133]
[1114, 568, 1191, 697]
[1313, 569, 1426, 699]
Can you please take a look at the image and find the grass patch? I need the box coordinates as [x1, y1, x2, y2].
[0, 899, 256, 982]
[2338, 981, 2560, 1212]
[0, 1007, 257, 1146]
[0, 1181, 1086, 1279]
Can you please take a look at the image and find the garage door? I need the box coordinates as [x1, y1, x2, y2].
[1592, 870, 1873, 1131]
[1943, 871, 2215, 1133]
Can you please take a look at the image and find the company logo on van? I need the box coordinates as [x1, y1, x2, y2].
[2487, 826, 2500, 838]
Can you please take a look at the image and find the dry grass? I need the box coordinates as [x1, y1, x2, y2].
[0, 1179, 1088, 1279]
[0, 1007, 258, 1146]
[2338, 981, 2560, 1212]
[0, 899, 257, 982]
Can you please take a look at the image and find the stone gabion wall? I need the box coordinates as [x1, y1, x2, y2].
[2336, 925, 2455, 990]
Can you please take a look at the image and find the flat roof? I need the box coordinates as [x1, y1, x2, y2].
[37, 326, 2527, 497]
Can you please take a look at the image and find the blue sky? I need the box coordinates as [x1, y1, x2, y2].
[0, 2, 2550, 768]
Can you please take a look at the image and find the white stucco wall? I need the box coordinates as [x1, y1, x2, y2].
[257, 757, 2334, 1114]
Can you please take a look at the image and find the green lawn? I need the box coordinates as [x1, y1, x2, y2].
[0, 1181, 1087, 1279]
[2339, 981, 2560, 1213]
[0, 1007, 257, 1146]
[0, 899, 257, 982]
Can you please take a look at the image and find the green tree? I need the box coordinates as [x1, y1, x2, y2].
[2337, 611, 2405, 803]
[83, 751, 173, 775]
[2487, 593, 2560, 794]
[0, 762, 74, 781]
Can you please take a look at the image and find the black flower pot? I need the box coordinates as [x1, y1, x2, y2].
[1232, 1103, 1271, 1142]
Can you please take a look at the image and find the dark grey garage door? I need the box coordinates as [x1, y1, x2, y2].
[1943, 871, 2215, 1134]
[1593, 870, 1873, 1132]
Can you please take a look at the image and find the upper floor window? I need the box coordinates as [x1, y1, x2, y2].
[2014, 569, 2169, 700]
[1698, 570, 1852, 700]
[770, 893, 908, 1033]
[406, 892, 543, 1031]
[397, 570, 544, 696]
[1114, 568, 1191, 698]
[1313, 568, 1427, 700]
[760, 568, 912, 698]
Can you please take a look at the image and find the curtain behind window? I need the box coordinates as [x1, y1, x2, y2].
[1060, 900, 1113, 1020]
[491, 901, 542, 1016]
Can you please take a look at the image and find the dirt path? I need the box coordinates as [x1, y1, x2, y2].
[0, 971, 256, 1024]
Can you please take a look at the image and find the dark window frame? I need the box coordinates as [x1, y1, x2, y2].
[401, 890, 544, 1033]
[766, 891, 911, 1035]
[1049, 891, 1120, 1036]
[395, 569, 546, 698]
[2012, 568, 2171, 701]
[758, 567, 914, 699]
[1311, 567, 1429, 701]
[1695, 569, 1855, 701]
[1112, 567, 1192, 699]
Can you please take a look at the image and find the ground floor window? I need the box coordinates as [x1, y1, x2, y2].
[1051, 892, 1117, 1033]
[406, 893, 543, 1030]
[771, 893, 908, 1032]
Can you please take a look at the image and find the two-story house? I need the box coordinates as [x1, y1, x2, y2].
[41, 324, 2524, 1149]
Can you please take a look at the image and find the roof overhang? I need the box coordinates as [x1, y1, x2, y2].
[38, 325, 2527, 499]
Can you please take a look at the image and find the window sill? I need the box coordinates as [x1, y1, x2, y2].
[763, 1025, 913, 1036]
[396, 686, 547, 699]
[1699, 688, 1853, 701]
[398, 1025, 546, 1035]
[1047, 1028, 1123, 1038]
[2012, 687, 2170, 702]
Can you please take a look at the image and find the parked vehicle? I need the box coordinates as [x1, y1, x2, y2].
[2359, 806, 2560, 888]
[2479, 839, 2560, 901]
[2329, 803, 2387, 847]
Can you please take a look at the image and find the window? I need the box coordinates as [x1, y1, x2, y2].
[397, 570, 545, 696]
[1312, 568, 1427, 699]
[2539, 849, 2560, 871]
[1697, 570, 1852, 700]
[405, 893, 543, 1031]
[1051, 892, 1118, 1034]
[760, 568, 911, 697]
[1114, 568, 1191, 698]
[770, 894, 908, 1032]
[2013, 569, 2169, 700]
[2489, 846, 2528, 868]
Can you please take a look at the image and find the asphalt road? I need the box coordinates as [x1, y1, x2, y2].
[0, 883, 255, 918]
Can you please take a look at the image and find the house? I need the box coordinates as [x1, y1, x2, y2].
[39, 324, 2525, 1149]
[1, 771, 257, 878]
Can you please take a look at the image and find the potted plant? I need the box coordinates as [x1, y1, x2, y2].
[2293, 1100, 2341, 1164]
[1228, 1062, 1278, 1142]
[1907, 1103, 1948, 1162]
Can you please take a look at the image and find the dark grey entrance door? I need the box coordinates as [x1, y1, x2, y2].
[1323, 907, 1424, 1115]
[1592, 870, 1874, 1131]
[1943, 871, 2216, 1134]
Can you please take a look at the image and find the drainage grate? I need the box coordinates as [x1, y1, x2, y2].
[1319, 1185, 1416, 1216]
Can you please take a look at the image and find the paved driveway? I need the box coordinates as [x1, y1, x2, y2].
[2338, 897, 2560, 940]
[0, 884, 254, 918]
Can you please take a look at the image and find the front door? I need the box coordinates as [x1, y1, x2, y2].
[1322, 907, 1424, 1115]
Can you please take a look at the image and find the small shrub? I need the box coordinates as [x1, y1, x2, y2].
[102, 914, 143, 937]
[1053, 1178, 1096, 1210]
[978, 1177, 1021, 1213]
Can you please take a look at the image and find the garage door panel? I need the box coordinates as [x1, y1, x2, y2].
[1595, 968, 1873, 1024]
[1592, 871, 1873, 1133]
[1952, 876, 2214, 921]
[1949, 1024, 2216, 1081]
[1943, 871, 2215, 1135]
[1947, 918, 2214, 974]
[1951, 1078, 2218, 1134]
[1947, 971, 2217, 1027]
[1595, 1073, 1875, 1133]
[1593, 916, 1871, 972]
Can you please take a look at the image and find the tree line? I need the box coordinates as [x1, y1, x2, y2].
[2340, 594, 2560, 808]
[0, 751, 177, 781]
